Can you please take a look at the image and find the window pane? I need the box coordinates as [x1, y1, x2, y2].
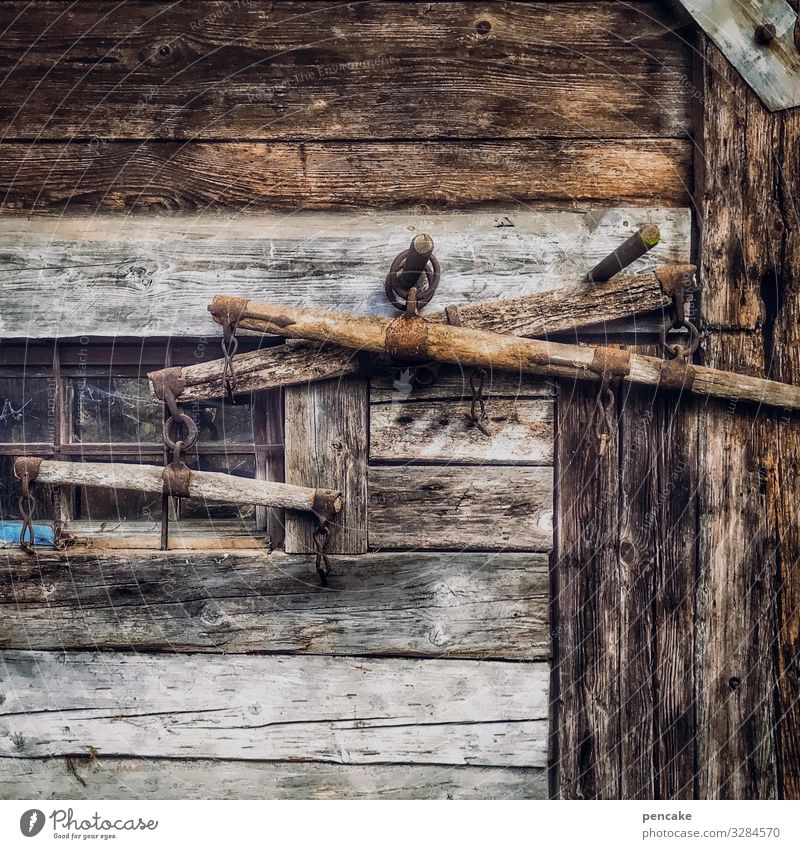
[0, 378, 53, 443]
[189, 399, 254, 445]
[179, 454, 256, 521]
[69, 377, 162, 443]
[0, 455, 54, 521]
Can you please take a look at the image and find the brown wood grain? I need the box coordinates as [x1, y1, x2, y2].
[0, 1, 692, 140]
[284, 376, 369, 555]
[695, 35, 800, 799]
[0, 140, 692, 212]
[617, 378, 699, 799]
[554, 381, 622, 798]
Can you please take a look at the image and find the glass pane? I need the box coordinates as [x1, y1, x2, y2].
[0, 378, 53, 443]
[179, 454, 256, 521]
[70, 377, 162, 443]
[76, 455, 163, 523]
[190, 398, 254, 445]
[0, 455, 54, 521]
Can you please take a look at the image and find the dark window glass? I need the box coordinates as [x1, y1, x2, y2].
[0, 378, 54, 443]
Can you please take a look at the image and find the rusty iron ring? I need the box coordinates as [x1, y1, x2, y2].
[660, 318, 701, 361]
[384, 251, 441, 312]
[163, 412, 199, 453]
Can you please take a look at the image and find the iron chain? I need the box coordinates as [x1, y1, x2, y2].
[221, 320, 240, 403]
[18, 471, 37, 551]
[313, 521, 332, 586]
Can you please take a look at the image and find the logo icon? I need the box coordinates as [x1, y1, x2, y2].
[19, 810, 45, 837]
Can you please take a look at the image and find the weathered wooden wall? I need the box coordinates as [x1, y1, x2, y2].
[0, 0, 699, 799]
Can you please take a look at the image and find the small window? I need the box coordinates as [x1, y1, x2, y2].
[0, 338, 279, 547]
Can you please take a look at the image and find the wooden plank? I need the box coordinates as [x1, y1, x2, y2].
[0, 652, 549, 767]
[370, 398, 554, 465]
[369, 466, 552, 551]
[0, 759, 547, 800]
[0, 1, 691, 140]
[0, 208, 692, 339]
[371, 366, 556, 404]
[0, 141, 692, 213]
[694, 34, 796, 799]
[554, 383, 622, 798]
[617, 377, 699, 799]
[0, 549, 550, 659]
[284, 377, 368, 555]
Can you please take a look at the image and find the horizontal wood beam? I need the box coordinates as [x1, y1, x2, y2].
[217, 296, 800, 412]
[368, 465, 553, 551]
[0, 141, 692, 213]
[0, 1, 691, 140]
[0, 651, 549, 767]
[0, 208, 691, 338]
[154, 267, 677, 400]
[0, 549, 549, 659]
[17, 457, 341, 516]
[0, 759, 547, 800]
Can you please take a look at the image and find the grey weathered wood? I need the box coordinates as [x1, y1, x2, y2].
[166, 343, 362, 402]
[0, 1, 691, 140]
[17, 457, 341, 516]
[675, 0, 800, 111]
[0, 652, 549, 767]
[0, 550, 550, 660]
[284, 377, 368, 555]
[369, 466, 552, 551]
[0, 759, 547, 800]
[370, 399, 554, 465]
[0, 208, 691, 338]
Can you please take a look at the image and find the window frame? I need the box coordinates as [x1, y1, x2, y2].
[0, 336, 279, 545]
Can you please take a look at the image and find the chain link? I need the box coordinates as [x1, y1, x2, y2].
[313, 521, 332, 586]
[18, 471, 37, 551]
[221, 320, 240, 403]
[593, 373, 617, 457]
[465, 366, 491, 436]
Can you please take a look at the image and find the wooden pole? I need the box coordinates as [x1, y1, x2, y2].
[155, 267, 682, 403]
[14, 458, 342, 519]
[208, 296, 800, 412]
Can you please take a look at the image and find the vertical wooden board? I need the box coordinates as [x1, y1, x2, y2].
[284, 376, 368, 554]
[554, 382, 621, 798]
[254, 388, 285, 548]
[696, 33, 795, 799]
[618, 379, 699, 800]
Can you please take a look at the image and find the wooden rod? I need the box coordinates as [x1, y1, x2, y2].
[209, 297, 800, 412]
[15, 458, 342, 518]
[155, 267, 681, 403]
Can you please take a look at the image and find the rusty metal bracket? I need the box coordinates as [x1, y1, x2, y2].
[148, 366, 187, 404]
[385, 314, 430, 361]
[162, 460, 193, 499]
[589, 347, 632, 381]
